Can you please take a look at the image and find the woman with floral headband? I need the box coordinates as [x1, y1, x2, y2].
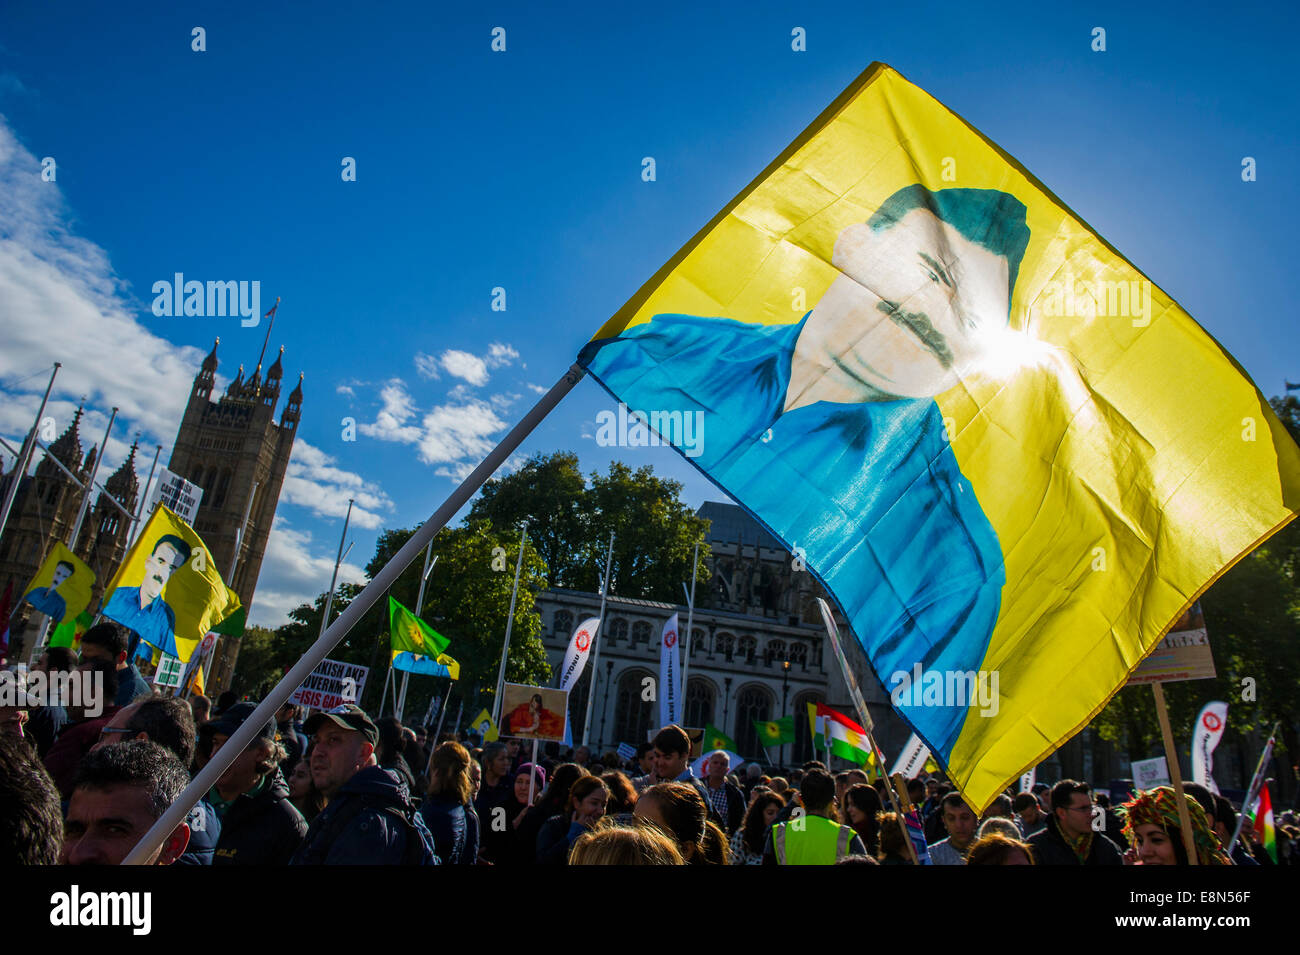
[1121, 786, 1233, 866]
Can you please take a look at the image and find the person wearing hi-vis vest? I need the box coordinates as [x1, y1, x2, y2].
[763, 769, 866, 865]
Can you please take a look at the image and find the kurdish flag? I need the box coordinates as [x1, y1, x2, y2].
[704, 724, 737, 753]
[577, 63, 1300, 811]
[817, 703, 872, 766]
[388, 597, 458, 677]
[754, 716, 795, 748]
[1252, 785, 1278, 863]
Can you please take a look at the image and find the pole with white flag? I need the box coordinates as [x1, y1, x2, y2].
[491, 521, 528, 727]
[891, 734, 932, 779]
[0, 362, 59, 547]
[1191, 700, 1229, 795]
[657, 612, 682, 729]
[122, 363, 585, 864]
[580, 530, 614, 748]
[1227, 722, 1279, 855]
[557, 616, 601, 746]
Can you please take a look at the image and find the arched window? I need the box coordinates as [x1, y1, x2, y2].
[684, 677, 716, 729]
[789, 642, 808, 667]
[737, 635, 757, 666]
[690, 628, 706, 657]
[613, 668, 654, 748]
[734, 684, 775, 759]
[554, 609, 573, 639]
[791, 691, 824, 764]
[765, 639, 787, 667]
[716, 632, 735, 663]
[631, 620, 652, 648]
[610, 617, 628, 646]
[212, 469, 231, 510]
[568, 666, 592, 743]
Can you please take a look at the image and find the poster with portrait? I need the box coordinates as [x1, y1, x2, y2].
[500, 683, 568, 741]
[101, 505, 239, 663]
[20, 542, 94, 627]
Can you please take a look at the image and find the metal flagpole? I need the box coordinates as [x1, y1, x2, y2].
[433, 685, 453, 742]
[491, 521, 528, 727]
[128, 444, 161, 548]
[815, 597, 918, 864]
[397, 542, 437, 721]
[123, 362, 585, 863]
[67, 407, 116, 548]
[0, 362, 60, 546]
[678, 540, 700, 701]
[204, 481, 259, 693]
[319, 499, 354, 639]
[1227, 721, 1279, 854]
[580, 530, 615, 748]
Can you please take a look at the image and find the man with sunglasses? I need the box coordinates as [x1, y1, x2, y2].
[1027, 779, 1123, 865]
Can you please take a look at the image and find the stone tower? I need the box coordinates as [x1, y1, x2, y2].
[167, 338, 302, 691]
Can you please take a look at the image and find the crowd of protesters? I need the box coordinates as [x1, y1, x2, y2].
[1, 622, 1296, 866]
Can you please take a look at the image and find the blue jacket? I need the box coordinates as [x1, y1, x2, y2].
[290, 766, 439, 866]
[176, 799, 221, 865]
[418, 794, 480, 865]
[115, 665, 151, 708]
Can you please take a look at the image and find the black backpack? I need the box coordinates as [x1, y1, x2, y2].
[303, 791, 437, 865]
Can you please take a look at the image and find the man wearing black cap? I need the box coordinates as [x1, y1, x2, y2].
[291, 704, 438, 865]
[208, 702, 308, 866]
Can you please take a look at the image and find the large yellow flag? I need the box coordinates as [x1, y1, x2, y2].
[577, 63, 1300, 810]
[102, 505, 239, 663]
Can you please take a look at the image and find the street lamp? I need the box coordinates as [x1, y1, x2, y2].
[781, 658, 791, 769]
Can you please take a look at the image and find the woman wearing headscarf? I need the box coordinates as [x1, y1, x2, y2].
[1121, 786, 1233, 866]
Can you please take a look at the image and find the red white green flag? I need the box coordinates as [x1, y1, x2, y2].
[1252, 785, 1278, 863]
[816, 703, 872, 766]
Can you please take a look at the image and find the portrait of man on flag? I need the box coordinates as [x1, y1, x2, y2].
[20, 542, 94, 627]
[101, 505, 239, 663]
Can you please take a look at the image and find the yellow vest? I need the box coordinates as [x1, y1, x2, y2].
[773, 815, 856, 865]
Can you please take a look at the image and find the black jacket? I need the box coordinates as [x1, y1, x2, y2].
[213, 770, 308, 866]
[418, 795, 480, 865]
[697, 778, 746, 835]
[1027, 813, 1123, 866]
[291, 766, 439, 866]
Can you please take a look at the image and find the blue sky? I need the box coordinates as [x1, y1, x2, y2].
[1, 1, 1296, 626]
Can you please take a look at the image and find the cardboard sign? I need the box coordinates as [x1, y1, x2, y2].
[148, 469, 204, 526]
[1128, 604, 1217, 685]
[153, 653, 184, 688]
[1132, 756, 1171, 790]
[289, 658, 369, 711]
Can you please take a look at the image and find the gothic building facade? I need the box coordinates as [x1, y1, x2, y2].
[0, 338, 301, 695]
[534, 502, 911, 765]
[168, 338, 302, 690]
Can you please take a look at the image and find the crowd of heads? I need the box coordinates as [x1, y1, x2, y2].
[2, 641, 1295, 869]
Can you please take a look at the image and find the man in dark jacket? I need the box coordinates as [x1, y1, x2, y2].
[79, 622, 150, 708]
[207, 703, 307, 865]
[43, 658, 119, 799]
[291, 704, 438, 865]
[1027, 780, 1123, 865]
[276, 702, 307, 775]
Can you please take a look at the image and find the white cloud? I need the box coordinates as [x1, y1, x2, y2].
[247, 515, 368, 627]
[487, 342, 519, 368]
[358, 378, 421, 444]
[0, 119, 208, 465]
[413, 352, 441, 380]
[418, 399, 507, 465]
[281, 439, 393, 529]
[525, 383, 547, 395]
[439, 349, 488, 386]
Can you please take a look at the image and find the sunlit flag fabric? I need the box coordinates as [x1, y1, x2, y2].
[102, 505, 240, 663]
[754, 716, 795, 747]
[388, 597, 458, 677]
[577, 62, 1300, 811]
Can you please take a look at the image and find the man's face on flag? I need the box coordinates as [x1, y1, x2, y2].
[806, 207, 1012, 401]
[142, 542, 186, 602]
[51, 563, 74, 588]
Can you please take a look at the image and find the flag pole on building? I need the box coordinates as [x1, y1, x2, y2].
[580, 529, 614, 747]
[122, 363, 586, 864]
[0, 362, 61, 546]
[491, 521, 528, 727]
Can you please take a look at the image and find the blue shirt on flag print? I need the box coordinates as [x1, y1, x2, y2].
[102, 586, 179, 658]
[580, 314, 1006, 761]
